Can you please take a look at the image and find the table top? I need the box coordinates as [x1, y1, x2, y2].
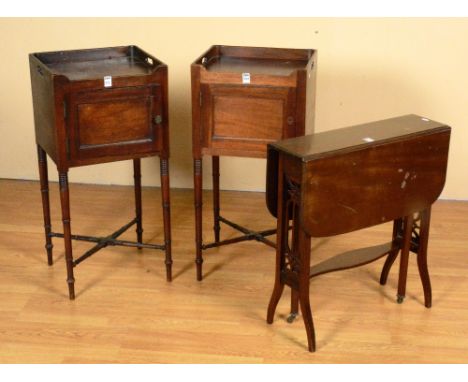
[267, 114, 452, 236]
[269, 114, 451, 161]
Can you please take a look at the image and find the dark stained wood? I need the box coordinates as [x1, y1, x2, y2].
[58, 172, 75, 300]
[30, 45, 167, 171]
[379, 219, 403, 285]
[205, 57, 308, 76]
[194, 158, 203, 281]
[29, 46, 172, 299]
[160, 158, 172, 282]
[269, 114, 447, 161]
[192, 45, 317, 280]
[397, 215, 414, 303]
[309, 242, 394, 279]
[212, 156, 220, 243]
[200, 85, 298, 156]
[267, 115, 451, 232]
[30, 58, 58, 162]
[133, 159, 143, 247]
[417, 208, 433, 308]
[300, 130, 449, 237]
[37, 145, 53, 265]
[267, 150, 286, 325]
[266, 114, 451, 352]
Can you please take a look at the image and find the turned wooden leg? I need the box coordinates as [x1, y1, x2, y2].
[133, 159, 143, 249]
[397, 214, 414, 304]
[380, 218, 403, 285]
[37, 145, 53, 266]
[417, 208, 432, 308]
[194, 158, 203, 281]
[160, 158, 172, 282]
[212, 156, 220, 243]
[58, 172, 75, 300]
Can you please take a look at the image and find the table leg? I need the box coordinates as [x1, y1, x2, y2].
[267, 283, 285, 324]
[37, 145, 53, 265]
[266, 215, 285, 323]
[194, 157, 203, 280]
[160, 158, 172, 282]
[58, 171, 75, 300]
[212, 156, 220, 243]
[297, 228, 316, 352]
[380, 218, 403, 285]
[267, 160, 287, 323]
[133, 159, 143, 249]
[397, 214, 414, 304]
[417, 208, 432, 308]
[266, 211, 286, 323]
[288, 206, 300, 323]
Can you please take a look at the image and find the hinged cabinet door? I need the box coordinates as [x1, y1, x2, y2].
[200, 84, 297, 156]
[66, 85, 163, 163]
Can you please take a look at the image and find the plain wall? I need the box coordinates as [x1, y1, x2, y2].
[0, 18, 467, 199]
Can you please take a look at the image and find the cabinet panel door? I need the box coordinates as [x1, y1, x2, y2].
[67, 85, 162, 162]
[200, 84, 297, 156]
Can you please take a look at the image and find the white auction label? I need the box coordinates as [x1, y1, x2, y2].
[104, 76, 112, 87]
[242, 73, 250, 84]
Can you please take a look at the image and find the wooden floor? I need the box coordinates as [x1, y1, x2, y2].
[0, 178, 467, 363]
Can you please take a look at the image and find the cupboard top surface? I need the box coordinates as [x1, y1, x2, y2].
[268, 115, 451, 162]
[32, 45, 161, 81]
[194, 45, 314, 76]
[205, 56, 309, 76]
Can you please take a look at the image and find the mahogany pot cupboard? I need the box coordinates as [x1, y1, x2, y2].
[191, 45, 317, 280]
[29, 46, 172, 300]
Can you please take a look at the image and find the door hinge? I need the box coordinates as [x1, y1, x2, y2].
[199, 90, 202, 106]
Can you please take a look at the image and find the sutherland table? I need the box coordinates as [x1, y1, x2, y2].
[265, 115, 451, 351]
[191, 45, 317, 280]
[29, 46, 172, 300]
